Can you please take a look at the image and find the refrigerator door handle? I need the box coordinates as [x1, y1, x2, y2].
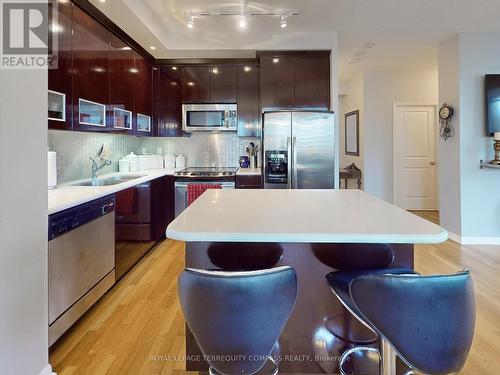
[292, 137, 298, 189]
[287, 136, 292, 189]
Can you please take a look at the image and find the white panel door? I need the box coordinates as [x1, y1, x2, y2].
[393, 104, 437, 210]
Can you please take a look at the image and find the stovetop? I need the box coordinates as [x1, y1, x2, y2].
[174, 167, 238, 178]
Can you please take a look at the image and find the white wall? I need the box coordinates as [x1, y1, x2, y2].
[437, 35, 462, 236]
[339, 74, 364, 188]
[0, 68, 50, 374]
[363, 69, 438, 201]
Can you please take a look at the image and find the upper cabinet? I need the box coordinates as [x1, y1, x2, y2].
[155, 66, 183, 137]
[134, 53, 153, 135]
[109, 35, 135, 134]
[294, 57, 330, 109]
[260, 57, 294, 109]
[259, 53, 331, 110]
[72, 5, 110, 132]
[237, 65, 260, 137]
[48, 0, 73, 130]
[210, 66, 237, 103]
[182, 66, 210, 103]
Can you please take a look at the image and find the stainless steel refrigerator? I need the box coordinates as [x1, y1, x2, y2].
[263, 111, 335, 189]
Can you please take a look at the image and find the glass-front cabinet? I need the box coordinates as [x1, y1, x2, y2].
[137, 114, 151, 133]
[79, 99, 106, 127]
[48, 90, 66, 122]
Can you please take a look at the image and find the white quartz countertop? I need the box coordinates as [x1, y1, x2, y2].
[48, 169, 178, 215]
[166, 189, 448, 244]
[236, 167, 262, 176]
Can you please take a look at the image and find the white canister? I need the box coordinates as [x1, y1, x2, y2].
[175, 154, 186, 169]
[126, 152, 139, 172]
[164, 153, 176, 169]
[118, 158, 130, 172]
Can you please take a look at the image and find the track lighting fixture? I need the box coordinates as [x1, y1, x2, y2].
[184, 10, 298, 30]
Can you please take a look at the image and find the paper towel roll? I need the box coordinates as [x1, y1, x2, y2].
[48, 151, 57, 189]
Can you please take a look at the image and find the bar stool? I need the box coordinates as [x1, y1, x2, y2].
[326, 268, 417, 375]
[312, 244, 395, 345]
[349, 270, 475, 375]
[207, 242, 283, 271]
[178, 266, 298, 375]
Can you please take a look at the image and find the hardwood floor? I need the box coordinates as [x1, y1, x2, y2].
[50, 211, 500, 374]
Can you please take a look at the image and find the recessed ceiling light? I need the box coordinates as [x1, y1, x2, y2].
[129, 68, 139, 74]
[244, 66, 251, 72]
[99, 0, 106, 3]
[149, 46, 156, 50]
[171, 66, 178, 70]
[272, 58, 279, 64]
[187, 82, 195, 86]
[121, 46, 131, 50]
[238, 16, 247, 30]
[212, 67, 219, 74]
[280, 16, 287, 28]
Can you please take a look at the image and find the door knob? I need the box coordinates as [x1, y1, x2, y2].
[430, 161, 436, 166]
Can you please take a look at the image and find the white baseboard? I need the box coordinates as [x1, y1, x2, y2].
[39, 364, 56, 375]
[446, 231, 500, 245]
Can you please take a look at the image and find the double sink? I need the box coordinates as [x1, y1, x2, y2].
[71, 174, 146, 187]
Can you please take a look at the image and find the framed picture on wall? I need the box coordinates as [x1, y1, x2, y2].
[345, 110, 360, 156]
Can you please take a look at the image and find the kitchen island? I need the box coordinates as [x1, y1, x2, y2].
[166, 189, 447, 373]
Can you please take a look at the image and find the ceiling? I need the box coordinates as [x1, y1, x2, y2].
[89, 0, 500, 82]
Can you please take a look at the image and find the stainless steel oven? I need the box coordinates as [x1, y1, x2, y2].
[182, 104, 237, 132]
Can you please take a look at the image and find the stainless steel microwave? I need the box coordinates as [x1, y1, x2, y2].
[182, 104, 237, 132]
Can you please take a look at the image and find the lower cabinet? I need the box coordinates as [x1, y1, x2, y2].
[235, 174, 262, 189]
[115, 176, 174, 280]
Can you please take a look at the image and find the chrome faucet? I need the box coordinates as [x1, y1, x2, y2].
[89, 156, 112, 179]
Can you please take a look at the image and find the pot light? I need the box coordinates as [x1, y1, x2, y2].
[238, 16, 247, 30]
[280, 16, 287, 28]
[171, 66, 178, 70]
[99, 0, 106, 3]
[244, 66, 251, 72]
[187, 16, 195, 29]
[149, 46, 156, 50]
[121, 46, 131, 50]
[212, 67, 219, 74]
[272, 58, 279, 64]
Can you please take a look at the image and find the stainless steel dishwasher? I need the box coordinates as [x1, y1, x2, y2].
[48, 195, 115, 346]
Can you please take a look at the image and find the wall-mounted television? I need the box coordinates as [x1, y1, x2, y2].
[485, 74, 500, 136]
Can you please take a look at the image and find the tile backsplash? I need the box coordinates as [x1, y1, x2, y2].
[48, 130, 142, 183]
[48, 130, 260, 183]
[142, 133, 260, 168]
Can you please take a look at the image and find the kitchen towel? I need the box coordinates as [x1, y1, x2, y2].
[48, 150, 57, 189]
[187, 184, 222, 206]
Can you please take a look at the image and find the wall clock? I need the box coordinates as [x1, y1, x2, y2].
[439, 103, 455, 141]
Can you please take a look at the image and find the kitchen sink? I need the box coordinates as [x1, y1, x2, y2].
[71, 175, 146, 187]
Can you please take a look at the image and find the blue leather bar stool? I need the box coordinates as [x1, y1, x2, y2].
[312, 244, 395, 345]
[207, 242, 283, 271]
[178, 266, 298, 375]
[350, 270, 475, 375]
[326, 268, 417, 375]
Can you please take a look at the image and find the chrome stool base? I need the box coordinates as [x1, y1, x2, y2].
[209, 356, 279, 375]
[339, 346, 380, 375]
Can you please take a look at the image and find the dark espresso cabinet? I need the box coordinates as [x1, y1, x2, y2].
[294, 57, 330, 109]
[236, 174, 262, 189]
[260, 57, 294, 109]
[210, 66, 237, 103]
[155, 66, 183, 137]
[134, 53, 153, 135]
[237, 65, 260, 137]
[48, 0, 73, 130]
[109, 34, 135, 134]
[115, 176, 175, 280]
[72, 5, 110, 132]
[182, 66, 210, 103]
[260, 53, 330, 110]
